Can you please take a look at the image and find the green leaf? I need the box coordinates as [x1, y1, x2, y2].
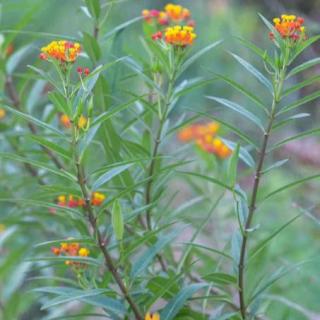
[28, 135, 71, 160]
[92, 163, 133, 190]
[178, 40, 223, 76]
[234, 185, 248, 230]
[272, 113, 310, 130]
[79, 123, 101, 159]
[262, 159, 288, 174]
[48, 91, 71, 116]
[130, 227, 183, 278]
[2, 104, 64, 137]
[282, 75, 320, 97]
[215, 73, 268, 114]
[227, 144, 240, 185]
[82, 32, 101, 62]
[207, 96, 265, 131]
[277, 91, 320, 115]
[263, 174, 320, 201]
[248, 214, 301, 263]
[202, 273, 237, 286]
[181, 243, 233, 260]
[160, 283, 208, 320]
[229, 52, 273, 93]
[112, 200, 124, 241]
[0, 152, 75, 182]
[6, 45, 31, 74]
[103, 16, 142, 40]
[289, 35, 320, 64]
[287, 57, 320, 78]
[84, 0, 100, 19]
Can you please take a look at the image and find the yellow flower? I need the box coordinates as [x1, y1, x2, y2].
[77, 115, 88, 129]
[40, 40, 81, 63]
[165, 25, 196, 46]
[145, 312, 160, 320]
[78, 247, 90, 257]
[0, 108, 6, 120]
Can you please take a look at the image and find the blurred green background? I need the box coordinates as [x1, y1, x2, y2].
[1, 0, 320, 319]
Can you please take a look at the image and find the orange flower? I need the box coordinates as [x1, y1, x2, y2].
[270, 14, 306, 41]
[40, 40, 81, 62]
[51, 242, 90, 267]
[145, 313, 160, 320]
[57, 195, 84, 208]
[91, 192, 106, 206]
[164, 3, 190, 22]
[165, 26, 196, 46]
[60, 114, 88, 129]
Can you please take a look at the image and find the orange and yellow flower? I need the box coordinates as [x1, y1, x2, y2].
[91, 192, 106, 206]
[165, 25, 196, 46]
[178, 122, 232, 159]
[60, 114, 88, 129]
[0, 108, 6, 120]
[270, 14, 306, 41]
[145, 312, 160, 320]
[51, 242, 90, 267]
[40, 40, 81, 62]
[164, 3, 190, 22]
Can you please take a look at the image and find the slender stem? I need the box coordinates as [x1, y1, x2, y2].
[5, 75, 65, 170]
[238, 68, 286, 319]
[72, 130, 143, 320]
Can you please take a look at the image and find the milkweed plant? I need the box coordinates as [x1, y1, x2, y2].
[1, 1, 320, 319]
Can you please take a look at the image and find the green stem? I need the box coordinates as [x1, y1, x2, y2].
[71, 127, 143, 320]
[238, 68, 286, 319]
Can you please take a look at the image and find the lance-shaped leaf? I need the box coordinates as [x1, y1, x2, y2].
[207, 96, 265, 131]
[112, 200, 124, 241]
[287, 57, 320, 78]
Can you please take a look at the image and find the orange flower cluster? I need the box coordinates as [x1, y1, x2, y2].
[60, 114, 88, 129]
[51, 242, 90, 266]
[178, 122, 232, 159]
[57, 192, 106, 208]
[145, 313, 160, 320]
[165, 26, 196, 46]
[269, 14, 306, 41]
[40, 40, 81, 62]
[142, 3, 192, 26]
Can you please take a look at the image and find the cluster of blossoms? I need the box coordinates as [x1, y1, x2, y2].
[60, 114, 88, 130]
[40, 40, 81, 62]
[142, 4, 196, 47]
[51, 242, 90, 266]
[178, 122, 232, 159]
[142, 3, 192, 26]
[145, 313, 160, 320]
[269, 14, 306, 41]
[57, 192, 106, 208]
[164, 25, 196, 46]
[0, 108, 5, 120]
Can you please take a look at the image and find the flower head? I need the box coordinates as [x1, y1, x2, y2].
[165, 25, 196, 46]
[40, 40, 81, 63]
[57, 194, 84, 208]
[51, 242, 90, 267]
[165, 3, 190, 22]
[145, 313, 160, 320]
[59, 114, 88, 130]
[270, 14, 306, 41]
[91, 192, 106, 206]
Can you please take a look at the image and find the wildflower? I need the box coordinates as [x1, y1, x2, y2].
[196, 137, 232, 159]
[0, 108, 6, 120]
[77, 115, 88, 129]
[6, 43, 14, 57]
[59, 114, 88, 129]
[91, 192, 106, 206]
[178, 122, 220, 142]
[152, 31, 163, 41]
[84, 67, 90, 76]
[51, 242, 90, 267]
[57, 195, 84, 208]
[145, 313, 160, 320]
[165, 26, 196, 46]
[142, 9, 160, 23]
[270, 14, 306, 41]
[164, 3, 190, 22]
[78, 247, 90, 257]
[60, 114, 71, 128]
[40, 40, 81, 63]
[77, 66, 83, 74]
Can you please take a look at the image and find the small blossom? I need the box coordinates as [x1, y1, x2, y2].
[270, 14, 306, 41]
[178, 122, 220, 142]
[91, 192, 106, 206]
[145, 313, 160, 320]
[77, 115, 88, 129]
[40, 40, 81, 63]
[77, 66, 83, 74]
[0, 108, 6, 120]
[5, 43, 14, 57]
[57, 195, 84, 208]
[165, 25, 196, 46]
[78, 247, 90, 257]
[60, 114, 71, 128]
[84, 67, 90, 76]
[164, 3, 190, 22]
[152, 31, 163, 41]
